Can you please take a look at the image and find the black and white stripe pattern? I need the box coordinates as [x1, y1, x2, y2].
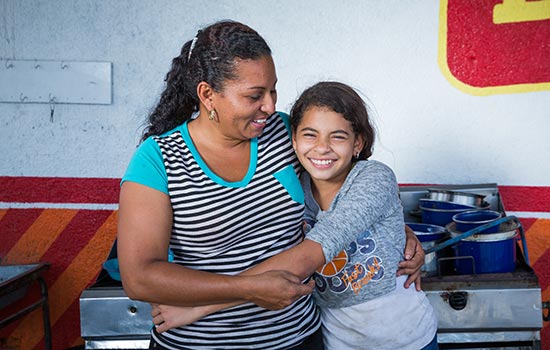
[152, 114, 320, 349]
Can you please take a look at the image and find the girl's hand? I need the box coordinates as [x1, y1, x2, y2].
[151, 303, 209, 333]
[397, 225, 425, 291]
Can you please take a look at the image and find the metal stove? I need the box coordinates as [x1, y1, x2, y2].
[80, 242, 151, 349]
[400, 183, 546, 350]
[80, 183, 547, 349]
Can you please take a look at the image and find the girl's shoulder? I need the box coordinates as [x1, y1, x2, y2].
[354, 159, 395, 177]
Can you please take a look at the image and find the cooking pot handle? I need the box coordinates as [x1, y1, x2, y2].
[424, 216, 521, 256]
[516, 221, 530, 266]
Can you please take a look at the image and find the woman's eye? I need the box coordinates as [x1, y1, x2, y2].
[248, 95, 261, 101]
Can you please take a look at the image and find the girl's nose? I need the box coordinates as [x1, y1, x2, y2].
[315, 138, 331, 153]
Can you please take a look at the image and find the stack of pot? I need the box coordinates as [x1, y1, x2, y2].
[418, 189, 488, 227]
[409, 189, 497, 276]
[411, 189, 518, 275]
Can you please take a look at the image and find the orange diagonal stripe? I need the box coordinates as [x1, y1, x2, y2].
[3, 209, 77, 264]
[10, 211, 118, 350]
[0, 209, 7, 221]
[524, 219, 550, 266]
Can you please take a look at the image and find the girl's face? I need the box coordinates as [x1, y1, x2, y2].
[293, 106, 364, 186]
[210, 55, 278, 141]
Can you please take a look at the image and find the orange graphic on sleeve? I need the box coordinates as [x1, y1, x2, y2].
[317, 250, 348, 276]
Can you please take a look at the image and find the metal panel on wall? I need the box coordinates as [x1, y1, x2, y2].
[0, 59, 112, 104]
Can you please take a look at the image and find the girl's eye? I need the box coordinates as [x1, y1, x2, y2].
[302, 133, 316, 138]
[249, 95, 261, 101]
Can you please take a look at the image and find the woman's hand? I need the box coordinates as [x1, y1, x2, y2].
[397, 225, 425, 291]
[243, 270, 315, 310]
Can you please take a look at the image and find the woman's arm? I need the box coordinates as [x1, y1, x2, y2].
[117, 181, 313, 307]
[151, 239, 323, 332]
[152, 223, 424, 331]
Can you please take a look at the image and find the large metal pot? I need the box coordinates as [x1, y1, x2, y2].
[427, 188, 486, 207]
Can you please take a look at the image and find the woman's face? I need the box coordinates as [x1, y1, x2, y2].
[293, 106, 363, 186]
[211, 55, 277, 141]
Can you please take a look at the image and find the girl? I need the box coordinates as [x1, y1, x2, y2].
[152, 81, 437, 350]
[288, 81, 438, 349]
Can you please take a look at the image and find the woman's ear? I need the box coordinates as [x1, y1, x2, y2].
[197, 81, 214, 110]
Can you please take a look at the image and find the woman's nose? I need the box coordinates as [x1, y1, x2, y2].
[261, 95, 276, 115]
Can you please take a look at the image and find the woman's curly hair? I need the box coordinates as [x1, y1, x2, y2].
[141, 20, 272, 142]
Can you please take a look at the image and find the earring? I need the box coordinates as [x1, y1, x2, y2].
[208, 110, 217, 121]
[355, 152, 360, 159]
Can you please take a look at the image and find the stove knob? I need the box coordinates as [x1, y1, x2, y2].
[449, 291, 468, 310]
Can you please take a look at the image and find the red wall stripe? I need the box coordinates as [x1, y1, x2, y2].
[0, 209, 43, 257]
[499, 186, 550, 212]
[0, 177, 120, 204]
[2, 177, 548, 212]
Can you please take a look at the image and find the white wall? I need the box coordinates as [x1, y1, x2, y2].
[1, 0, 549, 185]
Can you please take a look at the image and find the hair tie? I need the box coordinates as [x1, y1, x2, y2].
[187, 30, 202, 60]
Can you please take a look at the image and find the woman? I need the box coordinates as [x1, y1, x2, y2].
[117, 20, 424, 349]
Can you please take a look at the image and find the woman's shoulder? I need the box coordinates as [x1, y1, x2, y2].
[270, 111, 290, 128]
[262, 111, 292, 139]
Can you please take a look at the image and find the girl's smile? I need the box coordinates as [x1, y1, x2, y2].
[293, 106, 364, 187]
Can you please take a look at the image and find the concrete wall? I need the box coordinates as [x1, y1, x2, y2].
[1, 0, 549, 349]
[1, 0, 549, 185]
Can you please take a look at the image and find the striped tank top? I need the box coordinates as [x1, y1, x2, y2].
[124, 113, 320, 349]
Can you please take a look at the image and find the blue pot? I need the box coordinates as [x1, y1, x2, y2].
[407, 223, 447, 242]
[453, 233, 517, 274]
[419, 199, 476, 226]
[407, 222, 448, 276]
[452, 210, 502, 234]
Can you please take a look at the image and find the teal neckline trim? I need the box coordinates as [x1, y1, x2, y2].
[180, 121, 257, 188]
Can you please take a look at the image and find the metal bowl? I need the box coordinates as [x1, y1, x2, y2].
[427, 188, 486, 207]
[427, 189, 454, 202]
